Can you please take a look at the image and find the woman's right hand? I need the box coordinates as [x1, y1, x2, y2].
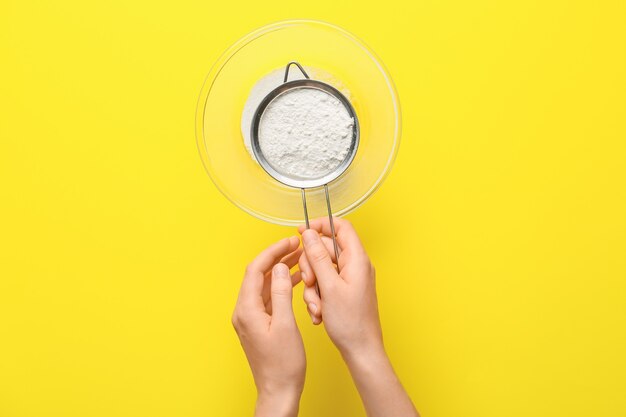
[297, 218, 384, 360]
[298, 218, 420, 417]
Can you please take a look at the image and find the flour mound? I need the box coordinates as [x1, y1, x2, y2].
[258, 88, 354, 180]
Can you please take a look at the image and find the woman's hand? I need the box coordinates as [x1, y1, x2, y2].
[298, 218, 419, 417]
[298, 218, 384, 359]
[232, 236, 305, 417]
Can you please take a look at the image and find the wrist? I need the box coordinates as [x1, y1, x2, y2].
[255, 388, 301, 417]
[339, 337, 386, 366]
[341, 341, 392, 378]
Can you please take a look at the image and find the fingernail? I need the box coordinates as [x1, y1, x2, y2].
[273, 263, 288, 277]
[301, 271, 307, 282]
[308, 302, 317, 314]
[302, 230, 318, 245]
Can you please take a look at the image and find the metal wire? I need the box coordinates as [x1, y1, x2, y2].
[284, 61, 310, 82]
[324, 184, 340, 264]
[301, 188, 310, 229]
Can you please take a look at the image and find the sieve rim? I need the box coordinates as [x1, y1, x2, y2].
[250, 79, 360, 189]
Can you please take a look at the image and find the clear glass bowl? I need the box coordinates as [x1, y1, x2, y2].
[196, 20, 401, 225]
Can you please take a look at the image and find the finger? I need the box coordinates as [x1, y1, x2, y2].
[299, 237, 338, 287]
[291, 270, 302, 287]
[270, 263, 296, 326]
[263, 248, 303, 304]
[299, 217, 365, 256]
[320, 236, 339, 262]
[264, 271, 301, 316]
[296, 231, 339, 263]
[298, 251, 315, 287]
[303, 284, 322, 323]
[242, 236, 300, 301]
[302, 229, 340, 290]
[264, 247, 303, 288]
[248, 236, 300, 275]
[280, 247, 303, 270]
[310, 311, 321, 325]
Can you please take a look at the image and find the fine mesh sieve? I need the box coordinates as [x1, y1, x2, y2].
[250, 61, 360, 279]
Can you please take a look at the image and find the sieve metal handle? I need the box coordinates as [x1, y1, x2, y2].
[284, 61, 310, 82]
[323, 184, 341, 265]
[301, 185, 341, 299]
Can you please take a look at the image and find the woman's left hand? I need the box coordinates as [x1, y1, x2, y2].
[231, 236, 305, 417]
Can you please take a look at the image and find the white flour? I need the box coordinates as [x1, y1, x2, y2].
[258, 88, 354, 179]
[241, 67, 352, 159]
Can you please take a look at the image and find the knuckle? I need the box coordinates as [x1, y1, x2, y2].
[231, 312, 240, 329]
[232, 306, 253, 330]
[354, 251, 371, 268]
[337, 217, 353, 231]
[300, 271, 312, 286]
[336, 217, 350, 227]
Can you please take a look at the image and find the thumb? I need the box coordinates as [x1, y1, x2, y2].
[270, 263, 296, 324]
[302, 229, 339, 291]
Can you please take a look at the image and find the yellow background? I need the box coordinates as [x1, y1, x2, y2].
[1, 1, 625, 416]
